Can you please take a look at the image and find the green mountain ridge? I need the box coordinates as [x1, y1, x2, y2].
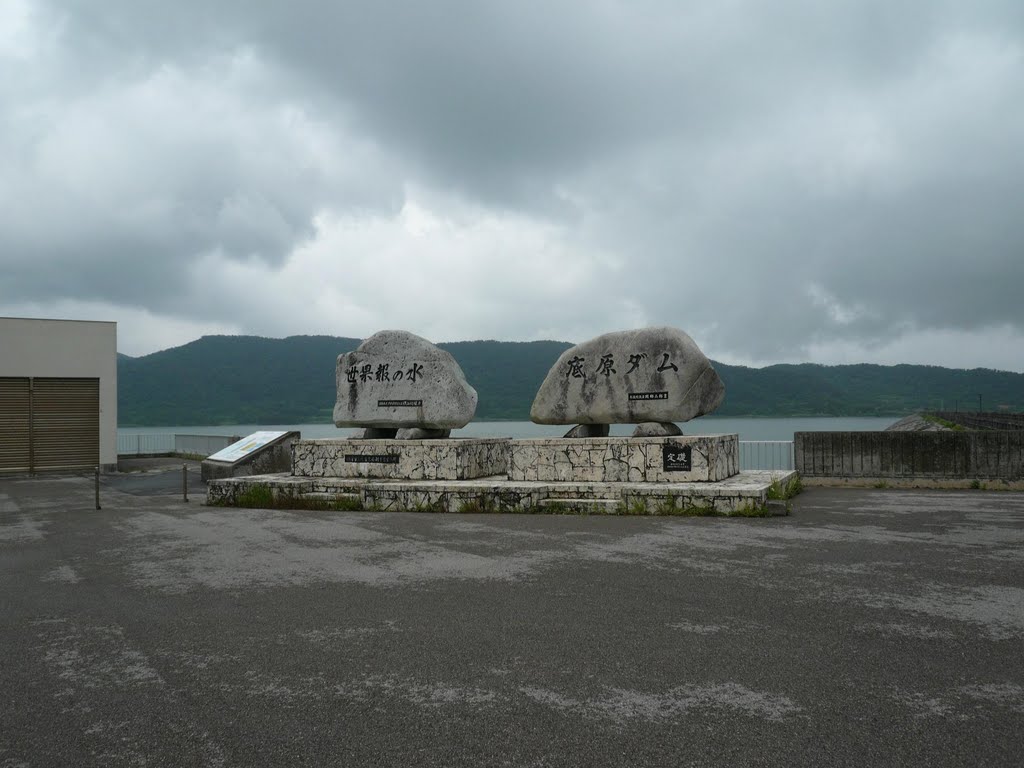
[117, 334, 1024, 426]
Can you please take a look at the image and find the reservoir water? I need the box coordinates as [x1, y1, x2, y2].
[118, 416, 900, 443]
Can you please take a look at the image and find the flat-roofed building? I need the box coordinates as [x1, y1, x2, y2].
[0, 317, 117, 472]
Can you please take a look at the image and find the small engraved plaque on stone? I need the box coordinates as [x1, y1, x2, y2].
[345, 454, 400, 464]
[378, 399, 423, 407]
[629, 391, 669, 401]
[662, 444, 692, 472]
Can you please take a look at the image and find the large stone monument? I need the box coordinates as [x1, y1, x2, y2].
[289, 330, 507, 481]
[506, 326, 736, 484]
[530, 326, 725, 436]
[333, 330, 478, 438]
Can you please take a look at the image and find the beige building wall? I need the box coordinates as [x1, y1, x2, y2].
[0, 317, 118, 467]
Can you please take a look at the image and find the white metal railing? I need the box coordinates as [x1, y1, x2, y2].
[117, 433, 175, 455]
[116, 434, 240, 458]
[174, 434, 240, 457]
[740, 441, 795, 471]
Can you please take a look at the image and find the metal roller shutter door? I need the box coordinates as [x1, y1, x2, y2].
[0, 378, 31, 471]
[31, 378, 100, 471]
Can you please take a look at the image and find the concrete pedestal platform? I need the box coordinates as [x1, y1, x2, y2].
[507, 434, 739, 483]
[291, 438, 508, 481]
[206, 470, 796, 515]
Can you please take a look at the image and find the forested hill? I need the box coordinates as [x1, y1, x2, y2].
[116, 334, 1024, 425]
[117, 335, 575, 425]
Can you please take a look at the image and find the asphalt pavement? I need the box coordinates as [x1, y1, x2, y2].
[1, 471, 1022, 767]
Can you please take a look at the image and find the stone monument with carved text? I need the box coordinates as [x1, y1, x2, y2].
[506, 326, 737, 485]
[530, 326, 725, 437]
[333, 330, 477, 439]
[289, 330, 507, 481]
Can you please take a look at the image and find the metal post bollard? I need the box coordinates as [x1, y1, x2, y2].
[183, 464, 189, 503]
[95, 466, 101, 510]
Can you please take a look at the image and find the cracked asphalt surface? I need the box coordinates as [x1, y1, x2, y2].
[1, 469, 1022, 767]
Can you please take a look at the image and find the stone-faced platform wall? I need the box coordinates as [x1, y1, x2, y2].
[206, 469, 789, 515]
[507, 434, 738, 483]
[291, 438, 509, 481]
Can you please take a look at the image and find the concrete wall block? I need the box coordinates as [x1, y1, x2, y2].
[814, 432, 828, 476]
[969, 433, 989, 477]
[1013, 432, 1024, 480]
[971, 431, 1024, 480]
[862, 432, 882, 476]
[795, 430, 1024, 480]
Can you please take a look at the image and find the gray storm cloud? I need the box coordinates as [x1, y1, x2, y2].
[2, 0, 1023, 367]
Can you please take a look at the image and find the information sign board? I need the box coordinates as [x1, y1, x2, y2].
[207, 431, 289, 464]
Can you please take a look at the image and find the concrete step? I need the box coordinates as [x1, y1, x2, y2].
[300, 491, 362, 509]
[539, 497, 621, 514]
[206, 471, 789, 515]
[311, 480, 365, 494]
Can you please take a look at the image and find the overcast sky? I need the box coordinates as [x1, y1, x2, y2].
[2, 1, 1023, 371]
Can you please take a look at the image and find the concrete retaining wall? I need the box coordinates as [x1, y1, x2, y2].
[930, 412, 1024, 430]
[201, 432, 301, 482]
[175, 434, 241, 458]
[794, 431, 1024, 480]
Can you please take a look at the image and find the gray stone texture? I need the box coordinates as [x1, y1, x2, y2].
[563, 423, 610, 438]
[506, 435, 739, 483]
[354, 470, 781, 514]
[885, 414, 949, 432]
[205, 469, 791, 514]
[396, 428, 451, 440]
[352, 427, 398, 439]
[530, 327, 725, 425]
[291, 438, 508, 481]
[333, 330, 477, 429]
[632, 422, 683, 437]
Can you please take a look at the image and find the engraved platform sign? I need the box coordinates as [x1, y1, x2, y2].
[662, 444, 692, 472]
[629, 391, 668, 401]
[345, 454, 400, 464]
